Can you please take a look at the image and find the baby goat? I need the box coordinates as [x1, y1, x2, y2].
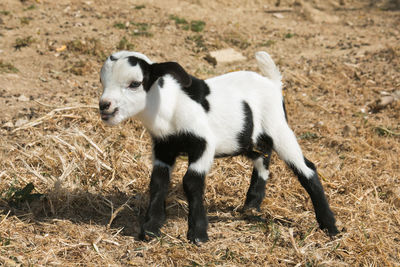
[99, 51, 339, 243]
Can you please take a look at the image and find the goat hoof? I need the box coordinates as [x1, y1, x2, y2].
[242, 199, 262, 212]
[193, 237, 208, 246]
[324, 225, 339, 237]
[139, 223, 161, 241]
[318, 221, 339, 237]
[139, 230, 160, 241]
[189, 236, 209, 246]
[187, 230, 208, 244]
[241, 205, 262, 215]
[318, 216, 339, 237]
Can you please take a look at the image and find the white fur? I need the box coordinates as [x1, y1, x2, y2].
[100, 51, 314, 178]
[253, 157, 270, 181]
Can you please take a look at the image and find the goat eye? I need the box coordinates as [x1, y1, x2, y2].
[128, 81, 142, 89]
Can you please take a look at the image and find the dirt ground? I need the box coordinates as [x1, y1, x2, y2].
[0, 0, 399, 266]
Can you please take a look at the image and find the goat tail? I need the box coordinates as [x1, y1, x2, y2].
[255, 51, 282, 84]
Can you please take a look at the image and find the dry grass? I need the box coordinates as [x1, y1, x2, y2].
[1, 0, 399, 266]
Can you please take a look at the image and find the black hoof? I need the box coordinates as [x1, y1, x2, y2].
[187, 229, 209, 244]
[139, 222, 161, 241]
[322, 224, 339, 237]
[317, 212, 339, 237]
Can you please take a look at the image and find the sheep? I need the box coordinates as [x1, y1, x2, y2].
[99, 50, 339, 244]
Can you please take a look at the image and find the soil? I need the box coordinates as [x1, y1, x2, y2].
[0, 0, 399, 266]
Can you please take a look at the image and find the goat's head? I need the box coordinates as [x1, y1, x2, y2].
[99, 51, 192, 125]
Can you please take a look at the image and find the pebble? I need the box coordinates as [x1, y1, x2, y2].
[2, 121, 14, 128]
[208, 48, 246, 65]
[18, 94, 29, 102]
[15, 118, 28, 127]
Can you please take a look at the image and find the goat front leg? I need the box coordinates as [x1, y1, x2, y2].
[184, 142, 214, 244]
[139, 161, 172, 240]
[183, 169, 208, 244]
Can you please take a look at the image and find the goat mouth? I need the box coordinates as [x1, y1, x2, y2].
[100, 108, 118, 121]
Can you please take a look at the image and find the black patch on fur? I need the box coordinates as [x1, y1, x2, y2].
[215, 103, 258, 159]
[139, 164, 171, 240]
[126, 56, 153, 91]
[152, 133, 207, 165]
[255, 133, 274, 153]
[127, 56, 139, 66]
[181, 76, 211, 112]
[237, 101, 254, 153]
[288, 157, 339, 236]
[244, 167, 267, 211]
[125, 56, 210, 114]
[151, 62, 192, 88]
[126, 56, 192, 92]
[183, 170, 208, 243]
[158, 77, 164, 88]
[109, 55, 117, 61]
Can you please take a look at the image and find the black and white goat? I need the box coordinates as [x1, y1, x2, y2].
[99, 51, 338, 243]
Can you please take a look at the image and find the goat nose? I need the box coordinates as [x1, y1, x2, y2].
[99, 101, 111, 111]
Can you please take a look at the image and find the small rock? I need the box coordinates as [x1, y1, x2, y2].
[369, 95, 396, 113]
[365, 80, 376, 86]
[272, 13, 284, 19]
[2, 121, 14, 128]
[18, 94, 29, 102]
[204, 54, 217, 66]
[342, 125, 357, 137]
[208, 48, 246, 65]
[16, 255, 24, 263]
[15, 118, 28, 128]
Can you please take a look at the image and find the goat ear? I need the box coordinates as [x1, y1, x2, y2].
[151, 62, 192, 88]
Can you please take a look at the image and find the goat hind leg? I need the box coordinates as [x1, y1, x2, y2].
[271, 124, 338, 236]
[244, 152, 272, 211]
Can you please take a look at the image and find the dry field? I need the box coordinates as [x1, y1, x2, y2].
[1, 0, 399, 266]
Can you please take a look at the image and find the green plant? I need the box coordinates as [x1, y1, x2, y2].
[169, 15, 206, 32]
[14, 36, 35, 50]
[132, 22, 152, 37]
[65, 60, 91, 76]
[20, 16, 33, 25]
[6, 183, 42, 208]
[135, 5, 145, 10]
[0, 236, 11, 246]
[299, 132, 318, 140]
[190, 20, 205, 32]
[224, 31, 250, 49]
[66, 38, 106, 61]
[117, 37, 135, 50]
[285, 33, 295, 39]
[24, 4, 36, 11]
[259, 40, 276, 47]
[0, 60, 19, 73]
[374, 126, 400, 137]
[186, 34, 207, 52]
[169, 14, 188, 25]
[114, 22, 127, 30]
